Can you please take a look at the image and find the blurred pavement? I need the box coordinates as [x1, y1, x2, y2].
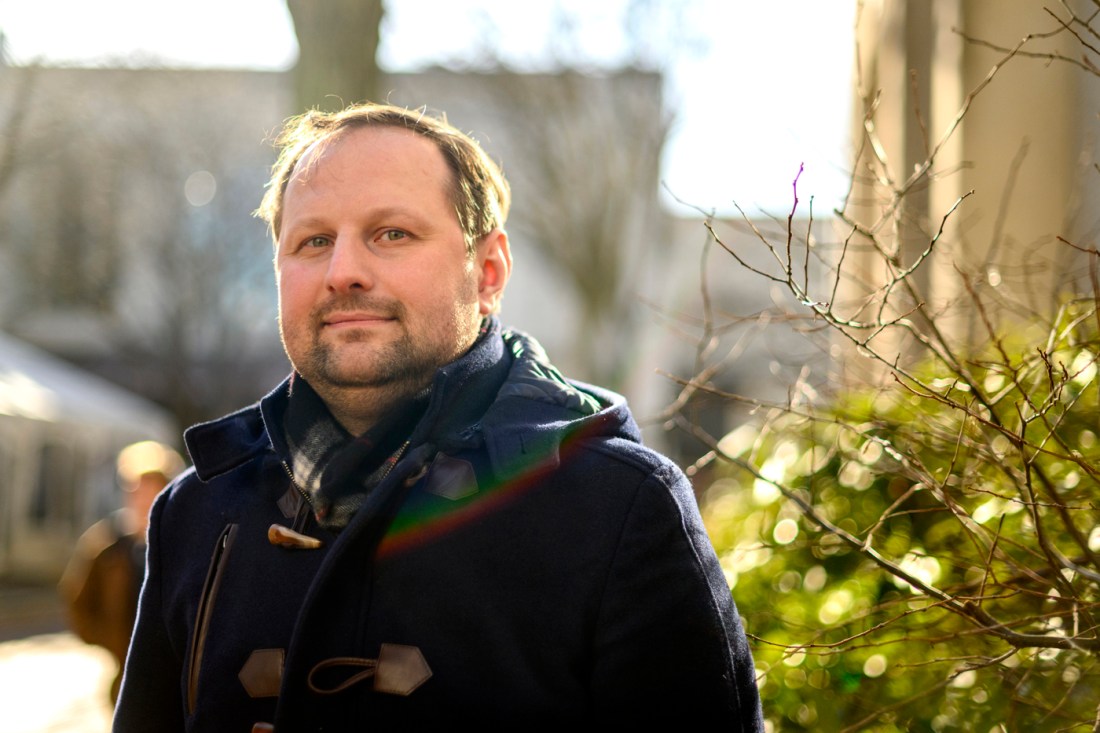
[0, 632, 115, 733]
[0, 584, 115, 733]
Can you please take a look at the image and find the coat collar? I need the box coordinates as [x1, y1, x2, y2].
[184, 318, 638, 483]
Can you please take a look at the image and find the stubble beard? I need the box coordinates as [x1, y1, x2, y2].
[311, 325, 437, 391]
[282, 294, 479, 412]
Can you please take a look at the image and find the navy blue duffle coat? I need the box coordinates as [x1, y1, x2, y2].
[114, 323, 763, 731]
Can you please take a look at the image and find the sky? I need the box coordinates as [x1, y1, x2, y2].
[0, 0, 856, 215]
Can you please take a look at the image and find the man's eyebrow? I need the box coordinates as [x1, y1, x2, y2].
[283, 207, 434, 229]
[364, 206, 434, 226]
[281, 216, 330, 233]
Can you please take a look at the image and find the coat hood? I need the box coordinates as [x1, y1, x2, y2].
[476, 327, 641, 479]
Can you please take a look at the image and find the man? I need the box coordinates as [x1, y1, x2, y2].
[59, 440, 183, 703]
[115, 103, 762, 731]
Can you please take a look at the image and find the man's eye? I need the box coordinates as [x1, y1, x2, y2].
[382, 230, 408, 242]
[304, 236, 330, 248]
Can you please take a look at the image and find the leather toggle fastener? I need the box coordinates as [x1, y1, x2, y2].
[308, 643, 432, 697]
[267, 524, 322, 549]
[240, 648, 284, 699]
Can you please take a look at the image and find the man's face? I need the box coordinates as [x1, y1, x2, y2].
[275, 126, 504, 398]
[128, 473, 168, 533]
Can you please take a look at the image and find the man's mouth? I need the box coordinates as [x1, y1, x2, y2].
[314, 296, 403, 331]
[322, 312, 396, 328]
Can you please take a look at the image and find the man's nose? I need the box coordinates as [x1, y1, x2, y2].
[323, 236, 374, 292]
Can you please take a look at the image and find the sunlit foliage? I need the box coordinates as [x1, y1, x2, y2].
[704, 302, 1100, 731]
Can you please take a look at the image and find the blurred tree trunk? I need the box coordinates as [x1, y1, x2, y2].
[0, 63, 38, 200]
[285, 0, 385, 112]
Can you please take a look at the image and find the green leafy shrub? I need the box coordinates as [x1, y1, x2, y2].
[702, 301, 1100, 731]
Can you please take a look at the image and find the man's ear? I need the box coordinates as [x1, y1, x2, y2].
[477, 228, 512, 315]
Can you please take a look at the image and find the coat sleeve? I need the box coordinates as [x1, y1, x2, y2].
[589, 461, 764, 730]
[113, 490, 186, 733]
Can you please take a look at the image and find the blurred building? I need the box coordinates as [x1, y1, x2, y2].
[0, 331, 174, 581]
[848, 0, 1100, 346]
[0, 66, 291, 432]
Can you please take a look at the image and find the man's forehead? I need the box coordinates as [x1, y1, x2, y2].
[278, 125, 464, 240]
[289, 126, 447, 187]
[278, 126, 463, 240]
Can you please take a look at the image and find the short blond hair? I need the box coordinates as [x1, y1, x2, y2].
[117, 441, 184, 488]
[256, 103, 511, 254]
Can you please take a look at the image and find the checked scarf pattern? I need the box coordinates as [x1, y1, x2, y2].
[282, 376, 430, 530]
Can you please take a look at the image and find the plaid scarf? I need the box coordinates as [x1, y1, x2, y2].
[282, 376, 430, 530]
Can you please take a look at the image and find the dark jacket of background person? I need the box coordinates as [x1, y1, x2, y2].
[113, 325, 764, 731]
[58, 511, 142, 701]
[59, 440, 183, 703]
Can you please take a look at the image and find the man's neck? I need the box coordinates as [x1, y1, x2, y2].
[311, 380, 430, 437]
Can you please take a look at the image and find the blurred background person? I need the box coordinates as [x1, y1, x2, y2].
[58, 440, 184, 703]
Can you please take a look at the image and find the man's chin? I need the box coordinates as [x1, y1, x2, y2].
[306, 351, 431, 391]
[312, 364, 398, 390]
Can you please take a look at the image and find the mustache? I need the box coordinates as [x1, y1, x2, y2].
[311, 294, 405, 321]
